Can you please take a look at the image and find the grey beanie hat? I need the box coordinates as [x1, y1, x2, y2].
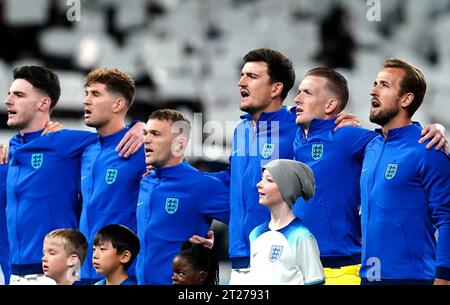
[262, 159, 315, 208]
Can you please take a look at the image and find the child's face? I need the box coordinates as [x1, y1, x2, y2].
[42, 239, 70, 282]
[172, 255, 205, 285]
[92, 240, 122, 276]
[256, 170, 284, 206]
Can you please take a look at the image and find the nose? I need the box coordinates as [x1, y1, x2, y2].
[172, 273, 179, 283]
[237, 75, 246, 87]
[144, 133, 151, 144]
[294, 94, 302, 105]
[5, 94, 13, 106]
[370, 85, 379, 97]
[256, 180, 262, 189]
[42, 254, 47, 262]
[83, 96, 91, 107]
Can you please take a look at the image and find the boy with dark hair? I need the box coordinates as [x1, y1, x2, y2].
[93, 224, 140, 285]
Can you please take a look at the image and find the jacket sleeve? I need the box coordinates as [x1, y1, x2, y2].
[201, 175, 230, 225]
[420, 149, 450, 280]
[346, 127, 378, 159]
[208, 167, 230, 187]
[57, 130, 98, 159]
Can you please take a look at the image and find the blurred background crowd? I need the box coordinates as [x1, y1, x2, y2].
[1, 0, 449, 280]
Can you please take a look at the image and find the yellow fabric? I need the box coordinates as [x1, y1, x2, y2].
[324, 264, 361, 285]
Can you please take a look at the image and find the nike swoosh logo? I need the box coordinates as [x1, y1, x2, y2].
[81, 176, 87, 180]
[361, 169, 368, 173]
[137, 201, 144, 206]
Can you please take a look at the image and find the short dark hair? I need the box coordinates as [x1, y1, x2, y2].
[243, 48, 295, 101]
[177, 241, 219, 285]
[85, 68, 136, 109]
[93, 224, 140, 271]
[13, 65, 61, 109]
[383, 58, 427, 117]
[148, 109, 191, 138]
[305, 67, 349, 112]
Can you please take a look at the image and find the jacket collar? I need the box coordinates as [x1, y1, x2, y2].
[305, 117, 336, 134]
[375, 123, 421, 141]
[16, 129, 45, 144]
[240, 106, 290, 122]
[99, 127, 128, 146]
[153, 160, 192, 178]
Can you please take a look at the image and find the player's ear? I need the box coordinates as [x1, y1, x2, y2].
[113, 98, 127, 113]
[120, 250, 132, 264]
[67, 254, 78, 268]
[271, 82, 284, 99]
[325, 98, 339, 115]
[39, 96, 52, 112]
[400, 92, 414, 109]
[198, 271, 207, 284]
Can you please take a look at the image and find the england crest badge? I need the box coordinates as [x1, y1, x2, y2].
[31, 153, 43, 169]
[165, 197, 179, 214]
[385, 163, 398, 180]
[311, 144, 324, 160]
[269, 245, 283, 262]
[261, 143, 275, 159]
[105, 169, 118, 184]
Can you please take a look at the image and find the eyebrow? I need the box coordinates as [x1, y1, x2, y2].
[241, 71, 259, 78]
[86, 89, 102, 94]
[9, 90, 26, 95]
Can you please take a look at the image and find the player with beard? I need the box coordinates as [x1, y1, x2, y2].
[291, 67, 447, 284]
[360, 58, 450, 285]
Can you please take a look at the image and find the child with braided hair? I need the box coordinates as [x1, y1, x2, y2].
[171, 241, 219, 285]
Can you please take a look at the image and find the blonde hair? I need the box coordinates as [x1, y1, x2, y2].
[45, 229, 88, 263]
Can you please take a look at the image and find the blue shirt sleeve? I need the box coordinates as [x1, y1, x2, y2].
[56, 130, 98, 159]
[339, 127, 378, 159]
[199, 174, 230, 224]
[420, 148, 450, 279]
[0, 165, 10, 285]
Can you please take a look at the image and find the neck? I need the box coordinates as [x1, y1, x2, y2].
[159, 157, 184, 168]
[381, 115, 412, 138]
[55, 269, 78, 285]
[20, 116, 50, 135]
[96, 117, 126, 137]
[105, 268, 128, 285]
[300, 114, 336, 137]
[251, 101, 282, 122]
[268, 202, 295, 230]
[301, 122, 311, 137]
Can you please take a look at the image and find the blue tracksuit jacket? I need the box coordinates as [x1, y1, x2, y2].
[227, 106, 298, 268]
[293, 118, 376, 267]
[136, 160, 229, 284]
[6, 129, 97, 275]
[79, 127, 146, 281]
[360, 124, 450, 281]
[0, 164, 10, 284]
